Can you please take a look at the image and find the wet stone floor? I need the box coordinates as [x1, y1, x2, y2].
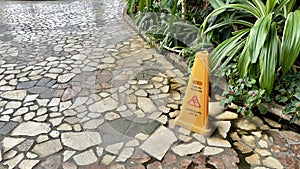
[0, 0, 300, 169]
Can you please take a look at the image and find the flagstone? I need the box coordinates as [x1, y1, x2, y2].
[11, 121, 51, 136]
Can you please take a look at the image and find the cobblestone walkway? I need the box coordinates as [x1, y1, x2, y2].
[0, 0, 300, 169]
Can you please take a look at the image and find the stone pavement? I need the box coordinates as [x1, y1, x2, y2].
[0, 0, 300, 169]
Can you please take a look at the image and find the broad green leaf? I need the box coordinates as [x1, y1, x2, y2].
[280, 10, 300, 73]
[128, 0, 136, 13]
[205, 19, 253, 33]
[259, 23, 279, 94]
[139, 0, 146, 12]
[274, 0, 290, 14]
[203, 3, 261, 31]
[238, 37, 251, 77]
[247, 13, 272, 64]
[210, 29, 249, 71]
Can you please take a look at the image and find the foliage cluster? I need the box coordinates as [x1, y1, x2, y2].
[126, 0, 300, 123]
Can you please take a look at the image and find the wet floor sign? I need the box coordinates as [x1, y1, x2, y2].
[175, 51, 212, 136]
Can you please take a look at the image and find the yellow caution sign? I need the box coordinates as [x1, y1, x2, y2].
[175, 51, 212, 136]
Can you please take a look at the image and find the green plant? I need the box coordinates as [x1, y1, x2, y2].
[274, 71, 300, 123]
[203, 0, 300, 95]
[220, 63, 269, 118]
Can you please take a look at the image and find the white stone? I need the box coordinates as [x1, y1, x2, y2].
[11, 122, 51, 136]
[70, 97, 88, 109]
[26, 152, 38, 159]
[61, 132, 102, 150]
[0, 90, 27, 100]
[207, 137, 231, 148]
[19, 160, 39, 169]
[57, 124, 72, 131]
[203, 146, 224, 156]
[135, 133, 149, 140]
[105, 112, 121, 121]
[89, 97, 118, 113]
[2, 109, 13, 115]
[3, 153, 24, 169]
[32, 139, 62, 157]
[137, 97, 156, 113]
[36, 99, 50, 107]
[0, 115, 10, 122]
[96, 147, 104, 157]
[73, 149, 97, 166]
[172, 142, 204, 156]
[218, 121, 231, 138]
[50, 130, 60, 138]
[263, 157, 283, 169]
[57, 73, 76, 83]
[101, 155, 116, 165]
[24, 94, 39, 103]
[140, 126, 177, 160]
[63, 150, 76, 162]
[71, 54, 87, 60]
[37, 108, 47, 115]
[83, 119, 104, 129]
[125, 139, 140, 147]
[116, 147, 134, 162]
[216, 111, 238, 120]
[59, 101, 72, 112]
[135, 90, 147, 96]
[49, 117, 64, 126]
[5, 101, 22, 109]
[105, 142, 124, 154]
[48, 98, 60, 107]
[2, 137, 26, 152]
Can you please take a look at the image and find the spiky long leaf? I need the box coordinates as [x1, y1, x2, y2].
[280, 10, 300, 73]
[210, 29, 249, 71]
[266, 0, 278, 14]
[247, 13, 272, 64]
[259, 23, 279, 94]
[252, 0, 266, 16]
[205, 19, 253, 33]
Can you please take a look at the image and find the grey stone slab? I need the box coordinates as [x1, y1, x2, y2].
[28, 86, 48, 94]
[40, 89, 55, 99]
[0, 122, 18, 135]
[46, 80, 56, 87]
[36, 78, 51, 86]
[17, 80, 37, 89]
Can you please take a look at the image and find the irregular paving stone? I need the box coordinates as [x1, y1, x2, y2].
[62, 162, 77, 169]
[140, 126, 177, 160]
[73, 149, 97, 166]
[207, 137, 231, 148]
[147, 161, 162, 169]
[137, 97, 156, 113]
[61, 131, 102, 150]
[270, 145, 288, 153]
[3, 153, 24, 169]
[208, 156, 225, 169]
[263, 157, 283, 169]
[277, 153, 300, 169]
[233, 141, 252, 154]
[215, 111, 238, 120]
[217, 121, 231, 138]
[1, 137, 26, 152]
[290, 144, 300, 159]
[241, 135, 256, 148]
[282, 130, 300, 142]
[245, 153, 260, 165]
[255, 149, 271, 156]
[263, 118, 282, 128]
[11, 121, 51, 136]
[203, 146, 224, 156]
[162, 153, 177, 166]
[181, 158, 192, 169]
[57, 73, 76, 83]
[269, 131, 287, 145]
[236, 119, 257, 131]
[41, 155, 61, 169]
[17, 139, 34, 151]
[63, 150, 76, 162]
[101, 155, 116, 166]
[105, 142, 124, 154]
[5, 101, 22, 109]
[17, 80, 37, 89]
[83, 119, 104, 129]
[130, 149, 151, 164]
[89, 97, 118, 113]
[32, 139, 63, 158]
[19, 160, 39, 169]
[0, 90, 27, 100]
[116, 147, 134, 162]
[0, 121, 18, 135]
[171, 142, 205, 156]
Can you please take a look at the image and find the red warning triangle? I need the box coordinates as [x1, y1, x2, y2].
[188, 96, 201, 108]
